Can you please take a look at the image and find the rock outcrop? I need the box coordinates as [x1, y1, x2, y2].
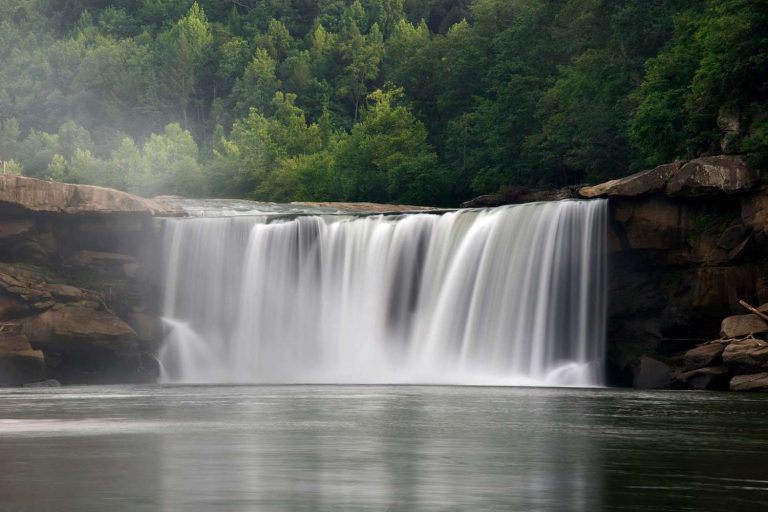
[0, 175, 182, 216]
[578, 162, 681, 198]
[0, 177, 173, 386]
[577, 156, 756, 199]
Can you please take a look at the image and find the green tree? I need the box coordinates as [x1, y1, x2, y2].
[333, 88, 444, 205]
[157, 2, 212, 130]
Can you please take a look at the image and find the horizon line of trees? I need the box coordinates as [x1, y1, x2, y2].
[0, 0, 765, 206]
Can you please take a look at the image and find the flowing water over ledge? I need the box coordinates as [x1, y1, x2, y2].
[1, 385, 767, 512]
[159, 200, 607, 386]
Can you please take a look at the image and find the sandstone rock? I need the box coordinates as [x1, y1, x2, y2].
[0, 295, 30, 321]
[720, 314, 768, 338]
[722, 339, 768, 373]
[634, 355, 673, 389]
[579, 162, 681, 198]
[677, 365, 731, 390]
[612, 198, 693, 251]
[730, 372, 768, 391]
[682, 343, 725, 371]
[47, 284, 83, 301]
[665, 155, 758, 196]
[22, 305, 137, 352]
[0, 175, 182, 216]
[0, 333, 46, 386]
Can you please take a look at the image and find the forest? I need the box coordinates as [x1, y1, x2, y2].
[0, 0, 766, 206]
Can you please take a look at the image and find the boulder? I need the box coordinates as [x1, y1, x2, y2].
[22, 304, 137, 351]
[0, 175, 182, 216]
[676, 365, 731, 390]
[720, 314, 768, 338]
[730, 372, 768, 392]
[682, 342, 725, 371]
[634, 355, 673, 389]
[578, 162, 681, 198]
[665, 155, 758, 196]
[722, 339, 768, 374]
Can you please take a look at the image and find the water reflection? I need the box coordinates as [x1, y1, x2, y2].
[0, 386, 767, 511]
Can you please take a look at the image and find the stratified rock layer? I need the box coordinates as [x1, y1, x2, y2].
[0, 175, 182, 216]
[0, 177, 170, 385]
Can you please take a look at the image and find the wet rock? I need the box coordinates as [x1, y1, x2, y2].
[665, 155, 758, 196]
[682, 343, 725, 371]
[612, 198, 692, 250]
[677, 365, 731, 390]
[720, 314, 768, 338]
[730, 372, 768, 391]
[634, 355, 673, 389]
[722, 339, 768, 374]
[579, 162, 681, 198]
[127, 312, 163, 348]
[0, 295, 30, 321]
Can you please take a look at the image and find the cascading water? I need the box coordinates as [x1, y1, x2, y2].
[158, 200, 607, 386]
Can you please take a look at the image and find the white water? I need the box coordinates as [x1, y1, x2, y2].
[159, 200, 607, 386]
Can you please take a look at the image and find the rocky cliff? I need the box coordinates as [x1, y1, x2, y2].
[579, 156, 768, 389]
[0, 176, 181, 386]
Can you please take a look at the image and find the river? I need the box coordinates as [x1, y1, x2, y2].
[1, 385, 767, 511]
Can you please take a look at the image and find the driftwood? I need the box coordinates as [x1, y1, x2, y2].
[739, 300, 768, 323]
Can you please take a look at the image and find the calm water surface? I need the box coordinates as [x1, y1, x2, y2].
[1, 385, 767, 512]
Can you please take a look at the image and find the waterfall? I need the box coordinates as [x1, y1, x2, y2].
[158, 200, 608, 386]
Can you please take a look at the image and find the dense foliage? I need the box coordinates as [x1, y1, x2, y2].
[0, 0, 765, 205]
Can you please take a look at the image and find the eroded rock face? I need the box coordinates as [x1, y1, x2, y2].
[665, 155, 758, 196]
[0, 175, 182, 216]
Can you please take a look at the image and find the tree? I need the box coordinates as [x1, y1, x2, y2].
[333, 88, 444, 205]
[157, 2, 212, 130]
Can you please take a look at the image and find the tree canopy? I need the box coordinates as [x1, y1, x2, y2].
[0, 0, 764, 205]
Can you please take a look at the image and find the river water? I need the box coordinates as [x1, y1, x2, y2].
[1, 385, 767, 512]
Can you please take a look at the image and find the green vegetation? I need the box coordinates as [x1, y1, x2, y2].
[0, 0, 765, 205]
